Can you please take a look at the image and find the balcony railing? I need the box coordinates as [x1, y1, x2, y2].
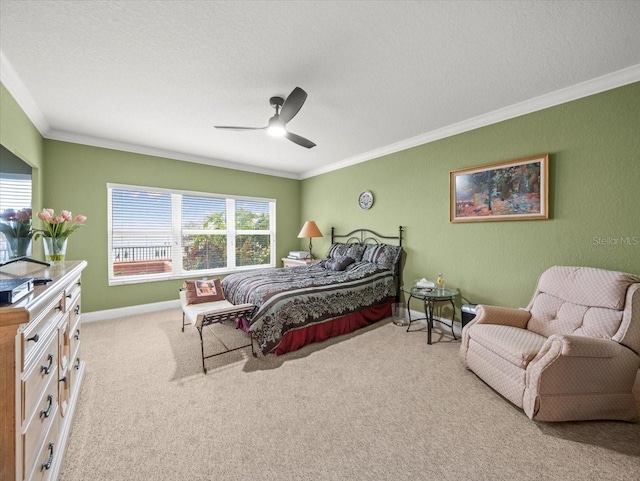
[112, 245, 172, 263]
[112, 245, 173, 277]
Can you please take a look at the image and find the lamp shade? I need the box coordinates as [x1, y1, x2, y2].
[297, 221, 323, 239]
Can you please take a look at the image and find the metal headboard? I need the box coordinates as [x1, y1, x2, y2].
[331, 226, 404, 301]
[330, 226, 403, 248]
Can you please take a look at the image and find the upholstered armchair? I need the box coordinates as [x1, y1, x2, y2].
[460, 266, 640, 422]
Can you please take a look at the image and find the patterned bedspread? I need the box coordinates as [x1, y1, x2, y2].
[221, 261, 396, 353]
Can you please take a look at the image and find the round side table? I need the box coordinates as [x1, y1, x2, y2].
[403, 286, 459, 344]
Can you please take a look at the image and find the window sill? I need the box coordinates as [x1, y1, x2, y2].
[108, 264, 275, 286]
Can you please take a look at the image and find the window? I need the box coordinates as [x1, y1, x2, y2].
[107, 184, 275, 285]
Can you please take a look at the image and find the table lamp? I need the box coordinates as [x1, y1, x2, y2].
[297, 221, 323, 259]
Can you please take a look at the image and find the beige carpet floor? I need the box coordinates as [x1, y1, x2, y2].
[58, 309, 640, 481]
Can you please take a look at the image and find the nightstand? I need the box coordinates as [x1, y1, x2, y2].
[403, 286, 459, 345]
[282, 257, 316, 267]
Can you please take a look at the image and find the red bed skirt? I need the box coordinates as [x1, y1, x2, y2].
[271, 300, 393, 355]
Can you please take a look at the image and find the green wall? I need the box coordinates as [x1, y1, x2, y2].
[301, 82, 640, 313]
[41, 140, 300, 312]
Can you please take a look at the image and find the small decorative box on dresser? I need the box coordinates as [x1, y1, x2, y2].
[0, 260, 87, 481]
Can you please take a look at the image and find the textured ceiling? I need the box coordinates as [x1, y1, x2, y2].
[1, 1, 640, 179]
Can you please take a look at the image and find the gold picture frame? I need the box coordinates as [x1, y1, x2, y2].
[450, 154, 549, 223]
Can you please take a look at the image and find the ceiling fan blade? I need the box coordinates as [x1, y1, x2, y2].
[214, 125, 266, 130]
[285, 131, 316, 149]
[279, 87, 307, 124]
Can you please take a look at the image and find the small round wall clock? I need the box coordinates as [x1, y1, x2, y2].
[358, 190, 374, 210]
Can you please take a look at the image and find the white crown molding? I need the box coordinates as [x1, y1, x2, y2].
[45, 129, 300, 180]
[0, 50, 50, 135]
[300, 64, 640, 179]
[3, 47, 638, 181]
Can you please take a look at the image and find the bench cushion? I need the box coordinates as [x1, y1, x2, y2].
[180, 290, 254, 329]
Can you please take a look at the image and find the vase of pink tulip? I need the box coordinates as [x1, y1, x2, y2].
[0, 208, 33, 259]
[42, 237, 67, 264]
[33, 209, 87, 264]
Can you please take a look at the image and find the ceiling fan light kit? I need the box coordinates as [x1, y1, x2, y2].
[266, 117, 286, 137]
[215, 87, 316, 148]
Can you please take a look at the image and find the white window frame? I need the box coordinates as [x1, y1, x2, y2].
[107, 183, 276, 286]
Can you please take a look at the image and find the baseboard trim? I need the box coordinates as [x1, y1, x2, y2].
[82, 299, 181, 323]
[82, 302, 463, 336]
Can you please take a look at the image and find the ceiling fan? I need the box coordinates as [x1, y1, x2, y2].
[214, 87, 316, 149]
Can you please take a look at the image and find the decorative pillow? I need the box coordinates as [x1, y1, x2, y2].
[327, 256, 355, 271]
[326, 242, 365, 262]
[362, 244, 402, 271]
[183, 279, 225, 304]
[326, 242, 345, 259]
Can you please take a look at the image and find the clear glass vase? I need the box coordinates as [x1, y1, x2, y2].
[43, 237, 68, 264]
[6, 236, 32, 259]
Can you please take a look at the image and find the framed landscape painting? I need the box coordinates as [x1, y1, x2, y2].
[450, 154, 549, 223]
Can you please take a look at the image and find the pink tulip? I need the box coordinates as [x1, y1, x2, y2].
[38, 210, 53, 221]
[16, 210, 31, 221]
[31, 208, 86, 241]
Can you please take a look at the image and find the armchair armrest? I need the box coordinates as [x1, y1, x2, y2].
[524, 335, 640, 421]
[460, 305, 532, 363]
[546, 334, 621, 358]
[526, 334, 640, 398]
[472, 305, 531, 329]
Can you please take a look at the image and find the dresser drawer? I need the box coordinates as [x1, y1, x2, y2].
[25, 417, 59, 481]
[67, 292, 81, 327]
[22, 334, 58, 424]
[64, 277, 82, 311]
[68, 353, 82, 398]
[69, 319, 81, 361]
[23, 381, 58, 481]
[23, 364, 58, 430]
[21, 294, 64, 370]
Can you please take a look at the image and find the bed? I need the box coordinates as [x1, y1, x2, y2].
[222, 226, 404, 355]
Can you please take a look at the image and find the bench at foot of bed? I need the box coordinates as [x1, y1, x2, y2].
[180, 290, 256, 373]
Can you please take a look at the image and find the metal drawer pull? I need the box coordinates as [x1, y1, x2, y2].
[66, 293, 72, 299]
[55, 303, 63, 311]
[40, 395, 53, 418]
[74, 329, 80, 340]
[41, 442, 54, 471]
[27, 333, 40, 343]
[74, 357, 81, 370]
[59, 375, 67, 384]
[74, 304, 81, 315]
[41, 354, 54, 375]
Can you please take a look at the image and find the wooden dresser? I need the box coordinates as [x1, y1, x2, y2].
[1, 260, 87, 481]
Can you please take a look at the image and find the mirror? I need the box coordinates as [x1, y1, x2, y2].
[0, 144, 33, 262]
